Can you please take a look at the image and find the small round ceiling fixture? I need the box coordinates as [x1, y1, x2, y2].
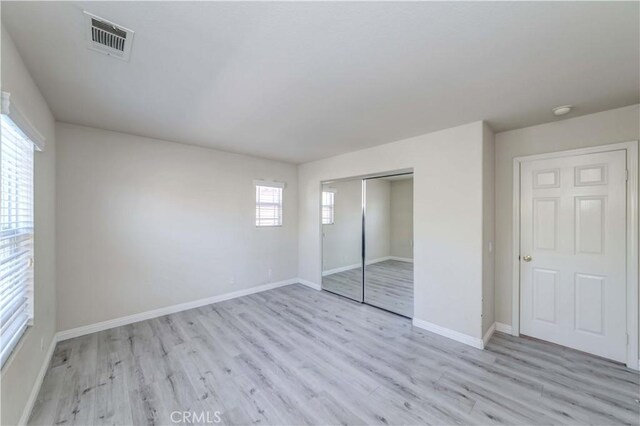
[552, 105, 573, 116]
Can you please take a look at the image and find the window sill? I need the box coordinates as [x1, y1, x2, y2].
[1, 324, 32, 373]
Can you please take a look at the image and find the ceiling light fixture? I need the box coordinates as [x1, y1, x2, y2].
[552, 105, 573, 116]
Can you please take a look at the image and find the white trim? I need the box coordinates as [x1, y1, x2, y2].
[511, 141, 639, 370]
[321, 256, 403, 276]
[297, 278, 322, 291]
[253, 179, 285, 189]
[58, 278, 299, 341]
[317, 181, 325, 286]
[322, 263, 361, 276]
[626, 141, 639, 370]
[482, 322, 496, 348]
[495, 322, 513, 334]
[1, 91, 9, 114]
[366, 256, 392, 265]
[18, 334, 57, 426]
[0, 91, 45, 151]
[389, 256, 413, 263]
[412, 318, 484, 349]
[512, 155, 521, 337]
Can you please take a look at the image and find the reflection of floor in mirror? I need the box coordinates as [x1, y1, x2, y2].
[322, 259, 413, 317]
[365, 260, 413, 317]
[322, 266, 363, 301]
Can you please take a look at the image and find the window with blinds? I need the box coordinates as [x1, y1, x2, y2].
[322, 191, 335, 225]
[255, 182, 283, 227]
[1, 114, 35, 367]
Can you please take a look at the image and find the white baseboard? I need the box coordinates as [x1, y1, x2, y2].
[482, 322, 496, 349]
[20, 277, 318, 423]
[57, 278, 299, 341]
[322, 256, 412, 277]
[322, 263, 361, 276]
[495, 322, 513, 334]
[297, 278, 322, 291]
[412, 318, 484, 349]
[366, 256, 391, 265]
[18, 334, 58, 425]
[388, 256, 413, 263]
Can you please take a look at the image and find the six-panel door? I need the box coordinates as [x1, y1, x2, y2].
[520, 150, 627, 362]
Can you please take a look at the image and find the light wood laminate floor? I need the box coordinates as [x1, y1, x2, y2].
[322, 260, 413, 317]
[365, 260, 413, 317]
[322, 266, 363, 301]
[29, 284, 639, 426]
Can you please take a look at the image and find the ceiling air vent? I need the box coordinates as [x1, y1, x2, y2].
[84, 11, 134, 61]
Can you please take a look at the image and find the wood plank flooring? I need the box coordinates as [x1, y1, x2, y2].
[365, 260, 413, 317]
[322, 267, 363, 301]
[29, 284, 639, 426]
[322, 260, 413, 317]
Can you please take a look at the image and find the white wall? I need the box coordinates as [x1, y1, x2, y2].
[365, 178, 391, 262]
[494, 104, 640, 332]
[55, 123, 298, 332]
[390, 178, 413, 259]
[299, 121, 486, 339]
[322, 179, 361, 271]
[0, 26, 57, 426]
[482, 123, 495, 335]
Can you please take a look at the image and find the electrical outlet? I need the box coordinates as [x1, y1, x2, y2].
[268, 268, 273, 279]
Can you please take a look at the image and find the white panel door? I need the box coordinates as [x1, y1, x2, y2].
[520, 150, 627, 362]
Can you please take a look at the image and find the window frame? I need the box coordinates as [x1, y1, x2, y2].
[0, 113, 36, 368]
[322, 189, 335, 225]
[255, 180, 285, 227]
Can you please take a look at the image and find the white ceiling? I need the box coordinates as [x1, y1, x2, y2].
[2, 2, 638, 163]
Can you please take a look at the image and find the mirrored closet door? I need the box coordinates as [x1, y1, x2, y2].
[321, 179, 363, 302]
[321, 173, 414, 316]
[364, 174, 414, 317]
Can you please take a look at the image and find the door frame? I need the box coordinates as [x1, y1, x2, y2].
[511, 141, 638, 370]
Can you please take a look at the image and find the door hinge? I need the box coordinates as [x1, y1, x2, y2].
[626, 169, 629, 181]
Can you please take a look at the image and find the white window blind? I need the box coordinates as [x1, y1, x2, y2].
[322, 191, 335, 225]
[0, 114, 34, 367]
[255, 181, 283, 227]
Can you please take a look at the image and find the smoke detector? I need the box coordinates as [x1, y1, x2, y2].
[552, 105, 573, 116]
[84, 11, 135, 61]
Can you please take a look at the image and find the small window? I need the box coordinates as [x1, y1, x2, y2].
[255, 182, 284, 227]
[322, 191, 335, 225]
[0, 114, 35, 367]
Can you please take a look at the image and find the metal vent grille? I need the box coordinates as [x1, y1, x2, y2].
[91, 19, 127, 51]
[84, 11, 134, 61]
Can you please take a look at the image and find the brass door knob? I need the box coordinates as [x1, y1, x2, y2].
[522, 255, 532, 262]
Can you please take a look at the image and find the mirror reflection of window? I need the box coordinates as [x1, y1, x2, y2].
[322, 190, 335, 225]
[321, 180, 362, 302]
[364, 174, 414, 317]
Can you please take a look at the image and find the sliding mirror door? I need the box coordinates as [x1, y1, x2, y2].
[321, 179, 363, 301]
[364, 174, 414, 317]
